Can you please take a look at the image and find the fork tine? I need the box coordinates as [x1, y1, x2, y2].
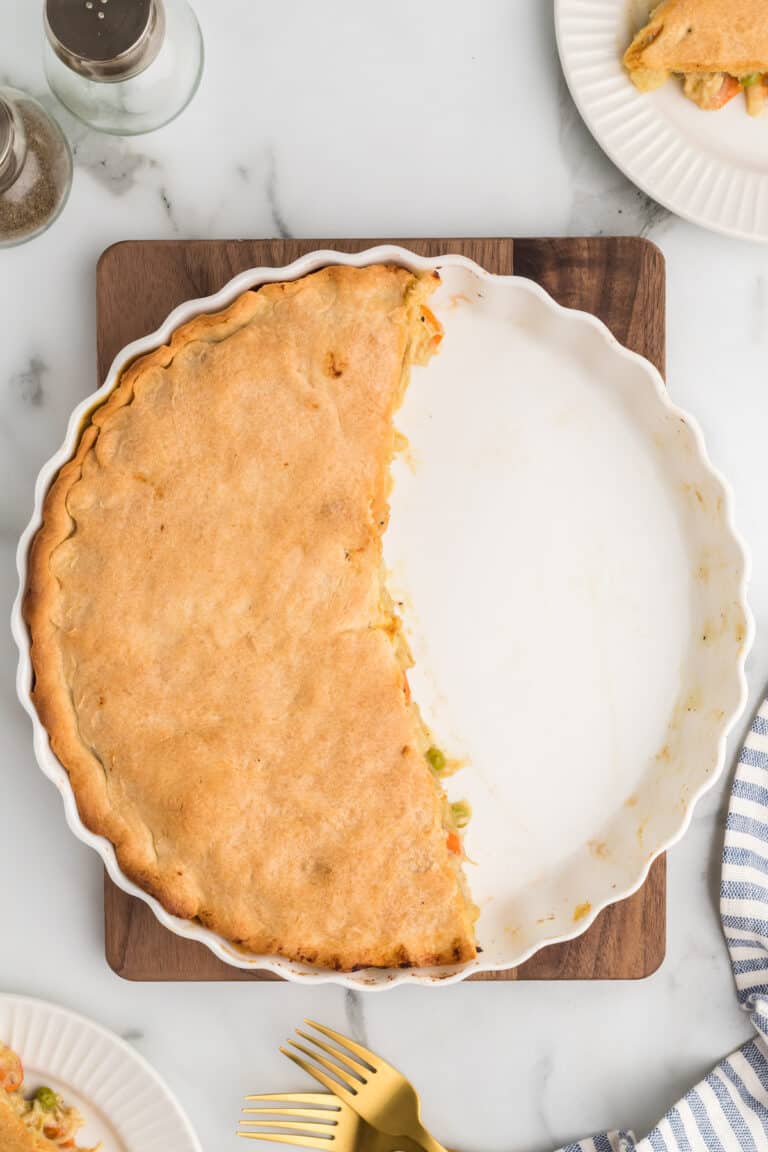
[244, 1094, 340, 1109]
[243, 1108, 340, 1120]
[280, 1047, 356, 1099]
[295, 1029, 369, 1079]
[287, 1041, 362, 1091]
[240, 1120, 336, 1133]
[237, 1131, 332, 1147]
[304, 1021, 381, 1072]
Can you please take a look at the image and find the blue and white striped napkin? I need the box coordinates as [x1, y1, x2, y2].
[560, 699, 768, 1152]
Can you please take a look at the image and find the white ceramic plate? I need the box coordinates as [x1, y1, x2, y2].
[12, 245, 751, 988]
[0, 994, 201, 1151]
[556, 0, 768, 242]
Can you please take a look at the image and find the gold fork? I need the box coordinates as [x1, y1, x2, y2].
[238, 1091, 424, 1152]
[281, 1021, 449, 1152]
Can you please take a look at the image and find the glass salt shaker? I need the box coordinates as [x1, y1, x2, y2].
[43, 0, 204, 135]
[0, 86, 73, 247]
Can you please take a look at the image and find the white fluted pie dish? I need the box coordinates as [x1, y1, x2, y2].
[13, 245, 751, 987]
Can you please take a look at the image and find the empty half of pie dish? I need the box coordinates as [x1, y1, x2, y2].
[14, 248, 751, 987]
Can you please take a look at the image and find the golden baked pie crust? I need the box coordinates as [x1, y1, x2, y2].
[25, 264, 477, 971]
[625, 0, 768, 77]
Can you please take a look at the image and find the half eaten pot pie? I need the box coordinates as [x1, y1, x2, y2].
[25, 263, 478, 971]
[624, 0, 768, 116]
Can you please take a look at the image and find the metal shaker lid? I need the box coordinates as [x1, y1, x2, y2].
[0, 94, 27, 193]
[45, 0, 165, 82]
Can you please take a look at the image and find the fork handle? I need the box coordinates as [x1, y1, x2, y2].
[404, 1125, 451, 1152]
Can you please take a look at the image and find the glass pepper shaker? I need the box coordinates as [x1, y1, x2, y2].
[44, 0, 204, 135]
[0, 86, 73, 247]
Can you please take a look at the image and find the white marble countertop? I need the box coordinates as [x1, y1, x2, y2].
[1, 2, 766, 1149]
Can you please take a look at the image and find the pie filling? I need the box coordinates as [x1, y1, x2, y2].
[372, 315, 478, 945]
[629, 66, 768, 115]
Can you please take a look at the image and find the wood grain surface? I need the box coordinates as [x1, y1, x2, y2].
[97, 237, 666, 982]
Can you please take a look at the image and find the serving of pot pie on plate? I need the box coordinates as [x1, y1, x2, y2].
[0, 1043, 98, 1152]
[24, 263, 477, 972]
[625, 0, 768, 115]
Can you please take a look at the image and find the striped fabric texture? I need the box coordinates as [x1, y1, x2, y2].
[560, 700, 768, 1152]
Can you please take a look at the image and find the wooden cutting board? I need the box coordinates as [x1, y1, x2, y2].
[98, 237, 666, 982]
